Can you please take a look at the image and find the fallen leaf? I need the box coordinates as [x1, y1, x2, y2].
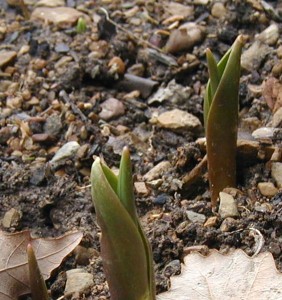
[0, 230, 83, 300]
[157, 249, 282, 300]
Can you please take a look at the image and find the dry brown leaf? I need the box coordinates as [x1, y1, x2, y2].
[0, 230, 83, 300]
[157, 249, 282, 300]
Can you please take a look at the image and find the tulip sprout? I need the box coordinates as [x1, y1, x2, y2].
[76, 17, 87, 34]
[27, 244, 49, 300]
[204, 35, 243, 206]
[91, 147, 155, 300]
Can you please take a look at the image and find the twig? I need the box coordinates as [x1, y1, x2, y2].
[182, 155, 208, 189]
[98, 7, 172, 55]
[77, 184, 91, 190]
[59, 90, 88, 122]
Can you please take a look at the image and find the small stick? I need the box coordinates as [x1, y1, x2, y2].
[98, 7, 171, 54]
[59, 90, 88, 122]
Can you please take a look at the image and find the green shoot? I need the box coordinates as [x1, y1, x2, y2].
[76, 17, 87, 34]
[91, 147, 155, 300]
[204, 36, 244, 206]
[27, 244, 49, 300]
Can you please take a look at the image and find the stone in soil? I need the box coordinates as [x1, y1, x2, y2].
[0, 50, 17, 68]
[148, 79, 192, 105]
[272, 107, 282, 127]
[186, 210, 206, 224]
[258, 182, 278, 197]
[2, 208, 22, 229]
[36, 0, 65, 7]
[241, 41, 271, 72]
[256, 23, 279, 46]
[64, 269, 94, 296]
[143, 161, 171, 181]
[218, 192, 239, 219]
[204, 216, 218, 227]
[211, 2, 227, 19]
[153, 109, 201, 132]
[99, 98, 125, 121]
[271, 162, 282, 188]
[44, 114, 62, 137]
[163, 259, 181, 277]
[134, 181, 149, 196]
[220, 217, 237, 232]
[165, 22, 205, 54]
[31, 7, 85, 29]
[50, 141, 80, 166]
[153, 194, 170, 205]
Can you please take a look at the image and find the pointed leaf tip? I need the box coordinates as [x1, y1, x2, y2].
[27, 243, 49, 300]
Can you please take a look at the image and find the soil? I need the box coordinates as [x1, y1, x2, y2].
[0, 0, 282, 299]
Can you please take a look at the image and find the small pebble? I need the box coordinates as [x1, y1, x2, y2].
[211, 2, 227, 19]
[272, 107, 282, 127]
[31, 7, 85, 28]
[0, 127, 12, 144]
[148, 79, 192, 105]
[64, 269, 94, 296]
[0, 50, 17, 68]
[134, 182, 149, 195]
[108, 56, 125, 75]
[254, 202, 271, 213]
[2, 208, 22, 228]
[165, 22, 205, 54]
[44, 114, 62, 137]
[153, 109, 201, 132]
[163, 260, 181, 277]
[55, 43, 70, 53]
[204, 216, 218, 227]
[50, 141, 80, 165]
[271, 162, 282, 188]
[6, 96, 23, 109]
[258, 182, 278, 197]
[76, 144, 89, 159]
[186, 210, 206, 224]
[99, 98, 125, 121]
[36, 0, 65, 7]
[220, 217, 237, 232]
[218, 192, 239, 219]
[146, 179, 163, 189]
[153, 194, 170, 205]
[74, 245, 99, 265]
[241, 41, 270, 72]
[277, 45, 282, 58]
[32, 133, 55, 143]
[30, 166, 46, 186]
[272, 61, 282, 77]
[143, 161, 171, 181]
[256, 23, 279, 46]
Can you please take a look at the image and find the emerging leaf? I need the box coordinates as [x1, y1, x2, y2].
[91, 147, 155, 300]
[76, 17, 87, 34]
[204, 36, 243, 206]
[0, 230, 82, 300]
[27, 244, 49, 300]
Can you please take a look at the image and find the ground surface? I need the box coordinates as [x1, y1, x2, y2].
[0, 0, 282, 299]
